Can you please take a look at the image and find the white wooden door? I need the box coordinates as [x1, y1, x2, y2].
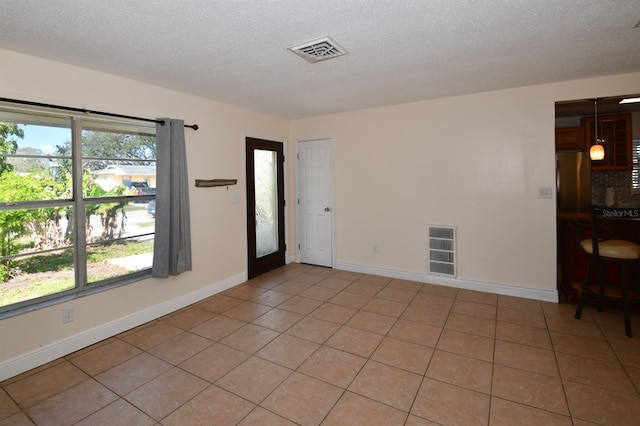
[298, 139, 333, 267]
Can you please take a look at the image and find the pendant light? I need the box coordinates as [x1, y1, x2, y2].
[589, 98, 605, 160]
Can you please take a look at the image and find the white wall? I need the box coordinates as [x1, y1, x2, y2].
[1, 46, 638, 380]
[0, 49, 288, 379]
[288, 72, 640, 299]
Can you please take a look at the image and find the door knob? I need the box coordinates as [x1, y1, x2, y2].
[324, 207, 331, 212]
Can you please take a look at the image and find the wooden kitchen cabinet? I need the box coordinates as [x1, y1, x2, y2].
[555, 126, 584, 151]
[582, 113, 632, 170]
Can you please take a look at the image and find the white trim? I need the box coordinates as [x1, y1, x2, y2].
[335, 261, 558, 303]
[0, 272, 246, 382]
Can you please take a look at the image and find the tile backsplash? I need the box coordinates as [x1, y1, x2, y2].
[592, 170, 640, 207]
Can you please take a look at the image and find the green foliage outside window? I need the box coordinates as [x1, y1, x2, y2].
[0, 123, 23, 174]
[0, 110, 156, 310]
[0, 123, 145, 283]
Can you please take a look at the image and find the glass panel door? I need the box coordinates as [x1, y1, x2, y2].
[254, 149, 278, 258]
[246, 138, 285, 278]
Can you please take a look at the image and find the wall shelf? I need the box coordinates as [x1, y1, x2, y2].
[194, 179, 238, 188]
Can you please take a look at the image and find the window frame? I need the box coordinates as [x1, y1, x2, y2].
[0, 106, 157, 316]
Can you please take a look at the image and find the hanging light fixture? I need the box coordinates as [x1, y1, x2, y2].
[589, 98, 605, 161]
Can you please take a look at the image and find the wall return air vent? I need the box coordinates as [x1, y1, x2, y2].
[288, 36, 348, 63]
[427, 225, 456, 277]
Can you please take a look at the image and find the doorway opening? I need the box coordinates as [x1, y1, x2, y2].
[555, 94, 640, 302]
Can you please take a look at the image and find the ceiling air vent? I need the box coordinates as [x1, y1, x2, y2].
[288, 36, 348, 64]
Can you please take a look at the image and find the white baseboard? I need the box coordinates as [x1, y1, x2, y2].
[0, 272, 247, 382]
[335, 261, 558, 303]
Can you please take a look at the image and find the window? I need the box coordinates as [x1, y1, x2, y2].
[633, 139, 640, 194]
[0, 105, 156, 313]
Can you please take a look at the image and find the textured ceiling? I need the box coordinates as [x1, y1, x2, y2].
[0, 0, 639, 119]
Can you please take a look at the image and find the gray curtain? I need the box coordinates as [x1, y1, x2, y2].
[152, 118, 192, 277]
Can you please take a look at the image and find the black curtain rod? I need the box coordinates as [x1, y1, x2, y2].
[0, 97, 199, 130]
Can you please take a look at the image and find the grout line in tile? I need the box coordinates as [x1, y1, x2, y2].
[4, 265, 640, 425]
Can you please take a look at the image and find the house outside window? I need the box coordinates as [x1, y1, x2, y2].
[0, 104, 156, 314]
[92, 165, 156, 194]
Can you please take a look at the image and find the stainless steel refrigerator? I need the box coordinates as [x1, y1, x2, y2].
[556, 151, 591, 214]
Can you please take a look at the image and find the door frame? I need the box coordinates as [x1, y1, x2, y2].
[245, 136, 286, 279]
[296, 137, 335, 267]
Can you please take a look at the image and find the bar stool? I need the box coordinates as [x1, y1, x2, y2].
[574, 205, 640, 337]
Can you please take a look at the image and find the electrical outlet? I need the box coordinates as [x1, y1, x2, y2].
[62, 307, 74, 323]
[372, 243, 379, 254]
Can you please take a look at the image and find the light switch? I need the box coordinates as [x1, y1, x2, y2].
[537, 187, 552, 199]
[232, 192, 240, 204]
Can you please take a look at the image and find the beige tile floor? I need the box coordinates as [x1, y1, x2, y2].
[2, 263, 640, 425]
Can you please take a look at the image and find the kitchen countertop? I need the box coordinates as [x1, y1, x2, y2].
[558, 206, 640, 221]
[557, 212, 589, 220]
